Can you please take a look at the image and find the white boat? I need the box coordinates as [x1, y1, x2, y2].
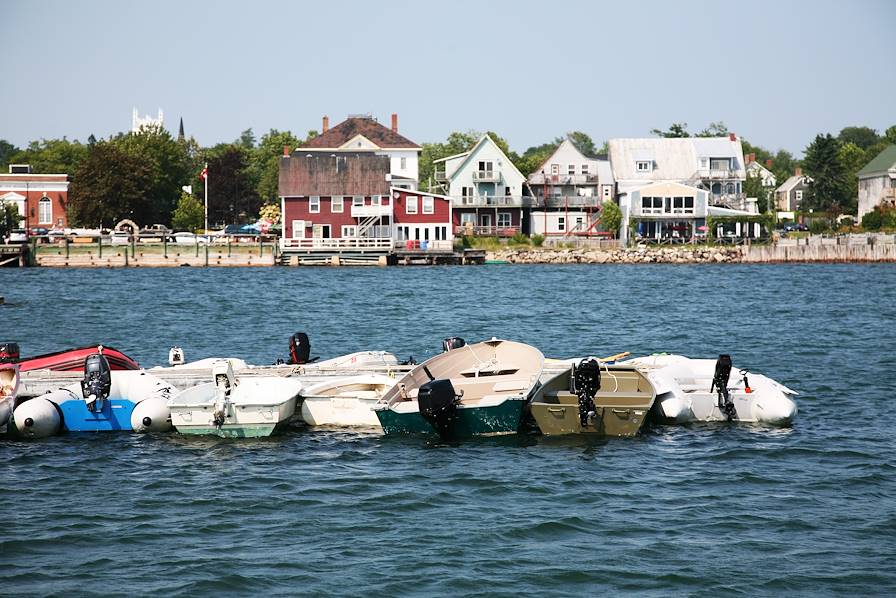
[1, 363, 20, 433]
[299, 374, 396, 427]
[623, 354, 798, 424]
[168, 361, 303, 437]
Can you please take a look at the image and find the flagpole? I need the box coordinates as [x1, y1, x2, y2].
[203, 162, 208, 234]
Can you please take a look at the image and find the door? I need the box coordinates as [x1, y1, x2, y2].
[292, 220, 305, 239]
[480, 213, 492, 228]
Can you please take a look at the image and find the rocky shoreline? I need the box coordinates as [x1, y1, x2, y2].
[486, 246, 745, 264]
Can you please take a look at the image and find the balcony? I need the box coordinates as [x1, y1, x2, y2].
[528, 173, 600, 186]
[434, 168, 447, 182]
[454, 225, 521, 237]
[453, 195, 528, 208]
[351, 203, 391, 218]
[472, 170, 501, 182]
[537, 195, 603, 209]
[698, 168, 737, 180]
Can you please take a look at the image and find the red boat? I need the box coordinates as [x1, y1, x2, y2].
[0, 343, 140, 372]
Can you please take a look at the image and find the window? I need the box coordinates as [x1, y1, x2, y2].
[478, 160, 493, 172]
[400, 156, 407, 170]
[636, 161, 652, 172]
[330, 196, 343, 213]
[353, 196, 364, 206]
[603, 186, 611, 199]
[309, 196, 320, 213]
[434, 226, 447, 240]
[557, 216, 565, 232]
[406, 195, 418, 214]
[795, 190, 803, 202]
[641, 196, 663, 214]
[341, 225, 357, 237]
[371, 195, 381, 206]
[700, 158, 708, 169]
[497, 212, 511, 227]
[672, 196, 695, 214]
[568, 164, 575, 175]
[291, 220, 306, 239]
[581, 164, 589, 175]
[38, 197, 52, 224]
[550, 164, 559, 175]
[422, 196, 434, 214]
[711, 158, 731, 171]
[462, 187, 474, 205]
[460, 213, 475, 225]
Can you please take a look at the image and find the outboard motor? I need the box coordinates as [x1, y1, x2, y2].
[442, 337, 466, 353]
[418, 378, 460, 439]
[288, 332, 311, 365]
[711, 354, 736, 421]
[80, 353, 112, 413]
[573, 358, 601, 427]
[168, 346, 185, 367]
[0, 342, 20, 364]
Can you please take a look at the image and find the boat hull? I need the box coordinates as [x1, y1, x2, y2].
[16, 346, 140, 372]
[301, 396, 381, 427]
[375, 397, 527, 437]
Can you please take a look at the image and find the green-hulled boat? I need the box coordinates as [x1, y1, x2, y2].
[529, 361, 656, 436]
[373, 338, 544, 438]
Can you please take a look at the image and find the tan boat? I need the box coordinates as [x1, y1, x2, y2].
[530, 360, 656, 436]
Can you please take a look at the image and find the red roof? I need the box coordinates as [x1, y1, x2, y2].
[300, 116, 420, 150]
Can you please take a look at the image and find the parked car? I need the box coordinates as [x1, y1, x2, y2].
[7, 229, 28, 243]
[29, 227, 49, 237]
[138, 224, 173, 240]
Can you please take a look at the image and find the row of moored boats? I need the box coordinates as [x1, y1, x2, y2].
[0, 335, 798, 441]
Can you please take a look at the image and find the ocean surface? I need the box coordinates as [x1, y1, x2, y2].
[1, 264, 894, 596]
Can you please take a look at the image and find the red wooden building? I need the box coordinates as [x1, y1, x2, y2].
[391, 188, 453, 250]
[0, 166, 70, 230]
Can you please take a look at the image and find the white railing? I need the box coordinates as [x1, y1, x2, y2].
[697, 168, 737, 180]
[394, 240, 454, 251]
[472, 170, 501, 182]
[453, 195, 527, 207]
[434, 168, 447, 181]
[281, 237, 393, 250]
[351, 204, 391, 218]
[528, 173, 600, 185]
[454, 225, 521, 237]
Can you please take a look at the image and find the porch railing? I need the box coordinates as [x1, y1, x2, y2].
[454, 225, 521, 237]
[453, 195, 529, 207]
[281, 237, 393, 250]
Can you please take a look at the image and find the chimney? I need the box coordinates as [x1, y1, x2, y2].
[729, 132, 737, 141]
[283, 145, 290, 156]
[322, 116, 329, 133]
[795, 167, 802, 177]
[391, 113, 398, 134]
[765, 159, 773, 168]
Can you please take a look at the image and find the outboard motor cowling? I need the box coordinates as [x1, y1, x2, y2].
[417, 378, 460, 438]
[573, 358, 601, 427]
[711, 354, 736, 420]
[0, 342, 20, 364]
[80, 353, 112, 412]
[288, 333, 311, 365]
[168, 346, 185, 367]
[442, 337, 466, 352]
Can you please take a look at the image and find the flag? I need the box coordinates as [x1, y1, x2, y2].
[182, 185, 192, 194]
[199, 165, 208, 181]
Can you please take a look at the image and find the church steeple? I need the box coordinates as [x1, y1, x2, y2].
[178, 117, 185, 141]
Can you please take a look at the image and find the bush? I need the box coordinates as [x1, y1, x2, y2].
[461, 235, 472, 248]
[809, 219, 830, 234]
[509, 232, 530, 246]
[531, 234, 544, 247]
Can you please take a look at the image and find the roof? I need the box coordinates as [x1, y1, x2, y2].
[300, 116, 420, 150]
[445, 135, 526, 183]
[608, 137, 745, 181]
[279, 152, 391, 197]
[857, 144, 896, 177]
[775, 175, 810, 194]
[595, 160, 614, 185]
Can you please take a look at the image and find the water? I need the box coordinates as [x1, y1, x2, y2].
[1, 264, 894, 596]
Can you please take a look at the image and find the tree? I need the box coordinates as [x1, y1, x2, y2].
[650, 123, 690, 138]
[171, 191, 205, 232]
[251, 128, 301, 203]
[201, 143, 260, 225]
[68, 142, 157, 227]
[566, 131, 597, 156]
[0, 139, 20, 170]
[803, 133, 850, 214]
[0, 203, 20, 239]
[9, 138, 89, 174]
[838, 142, 867, 212]
[837, 126, 879, 150]
[744, 173, 771, 213]
[771, 149, 797, 186]
[517, 141, 559, 178]
[600, 200, 622, 237]
[238, 128, 256, 149]
[697, 121, 729, 137]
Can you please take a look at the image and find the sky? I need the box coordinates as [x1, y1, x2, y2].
[2, 0, 894, 157]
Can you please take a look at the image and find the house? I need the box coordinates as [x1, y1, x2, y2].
[526, 138, 615, 237]
[299, 113, 420, 190]
[745, 154, 777, 189]
[857, 144, 896, 219]
[609, 135, 756, 243]
[774, 168, 811, 213]
[391, 188, 453, 250]
[433, 135, 527, 237]
[0, 164, 70, 230]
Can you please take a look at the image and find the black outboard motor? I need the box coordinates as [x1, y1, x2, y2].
[711, 354, 736, 421]
[288, 332, 311, 365]
[81, 353, 112, 413]
[442, 337, 466, 352]
[418, 378, 460, 439]
[573, 358, 602, 427]
[0, 342, 20, 363]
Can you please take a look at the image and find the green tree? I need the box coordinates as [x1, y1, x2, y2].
[837, 126, 879, 150]
[9, 138, 89, 173]
[600, 200, 622, 237]
[1, 203, 20, 238]
[251, 129, 301, 203]
[744, 173, 771, 213]
[237, 128, 256, 149]
[201, 143, 260, 225]
[68, 142, 156, 227]
[0, 139, 20, 170]
[771, 149, 797, 186]
[650, 123, 690, 138]
[803, 133, 850, 214]
[697, 121, 729, 137]
[171, 191, 205, 232]
[838, 142, 867, 211]
[566, 131, 597, 156]
[517, 141, 559, 178]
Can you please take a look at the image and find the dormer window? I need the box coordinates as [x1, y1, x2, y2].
[636, 161, 652, 172]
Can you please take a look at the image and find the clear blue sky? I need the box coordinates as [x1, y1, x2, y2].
[2, 0, 893, 156]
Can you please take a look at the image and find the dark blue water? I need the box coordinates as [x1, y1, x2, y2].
[1, 265, 894, 596]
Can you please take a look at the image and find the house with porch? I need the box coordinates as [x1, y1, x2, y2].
[432, 135, 527, 237]
[774, 168, 811, 214]
[609, 135, 757, 243]
[857, 144, 896, 219]
[526, 138, 615, 237]
[0, 165, 70, 230]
